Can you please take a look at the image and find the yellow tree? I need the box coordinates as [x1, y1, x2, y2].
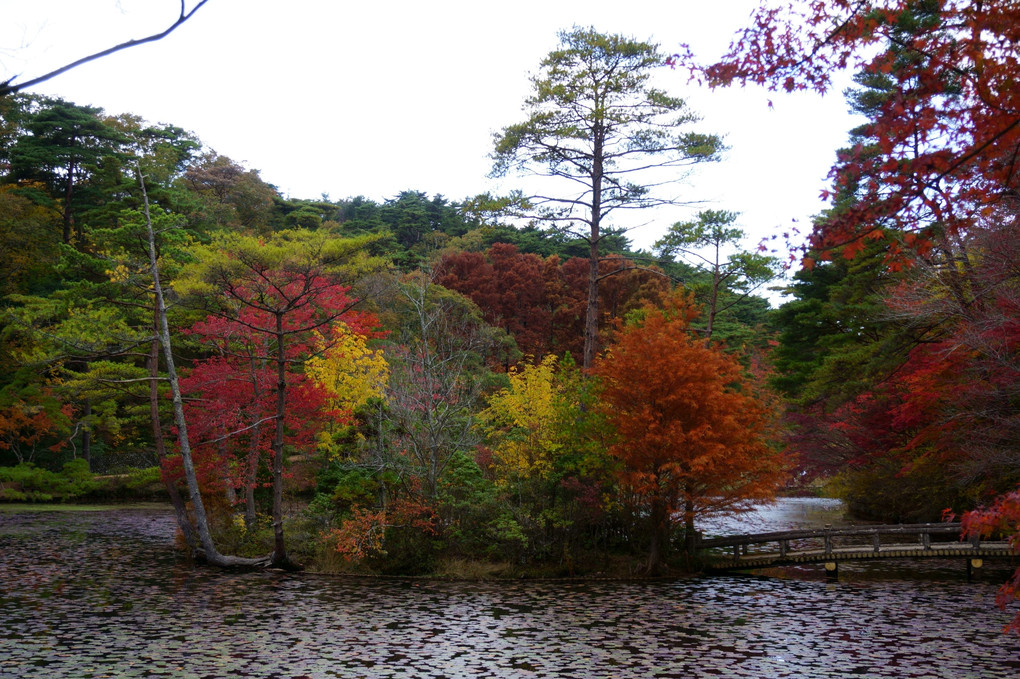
[478, 354, 562, 482]
[305, 322, 389, 457]
[595, 294, 788, 573]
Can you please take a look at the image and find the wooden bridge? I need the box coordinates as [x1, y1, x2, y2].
[698, 522, 1015, 573]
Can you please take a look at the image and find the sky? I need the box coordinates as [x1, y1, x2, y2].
[1, 0, 861, 279]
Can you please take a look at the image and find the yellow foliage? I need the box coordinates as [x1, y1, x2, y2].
[105, 264, 132, 283]
[306, 322, 389, 417]
[479, 355, 562, 481]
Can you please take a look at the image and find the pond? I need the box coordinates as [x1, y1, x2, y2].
[0, 501, 1016, 678]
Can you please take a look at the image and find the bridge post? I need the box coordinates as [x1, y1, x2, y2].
[872, 531, 881, 553]
[779, 539, 788, 558]
[823, 524, 833, 556]
[921, 530, 931, 551]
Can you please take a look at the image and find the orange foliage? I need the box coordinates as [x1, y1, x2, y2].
[594, 295, 788, 567]
[0, 390, 72, 463]
[325, 497, 439, 565]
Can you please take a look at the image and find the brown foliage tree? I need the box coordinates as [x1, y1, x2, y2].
[438, 244, 668, 364]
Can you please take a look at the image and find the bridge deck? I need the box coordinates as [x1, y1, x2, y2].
[704, 541, 1014, 570]
[698, 522, 1016, 571]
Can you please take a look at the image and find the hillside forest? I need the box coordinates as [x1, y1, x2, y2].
[0, 4, 1017, 623]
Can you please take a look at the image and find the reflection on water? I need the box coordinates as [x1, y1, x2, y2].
[699, 497, 849, 536]
[0, 502, 1016, 678]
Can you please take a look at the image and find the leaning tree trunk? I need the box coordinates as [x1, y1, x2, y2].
[147, 327, 197, 550]
[139, 166, 268, 569]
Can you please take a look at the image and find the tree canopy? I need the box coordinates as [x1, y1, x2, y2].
[493, 27, 723, 367]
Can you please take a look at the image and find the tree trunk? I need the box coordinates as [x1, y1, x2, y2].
[148, 329, 197, 550]
[646, 496, 667, 575]
[270, 319, 297, 569]
[683, 498, 697, 554]
[139, 166, 268, 569]
[583, 122, 605, 371]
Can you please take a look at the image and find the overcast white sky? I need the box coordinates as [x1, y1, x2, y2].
[2, 0, 860, 264]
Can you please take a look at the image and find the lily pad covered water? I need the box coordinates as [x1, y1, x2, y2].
[0, 504, 1016, 678]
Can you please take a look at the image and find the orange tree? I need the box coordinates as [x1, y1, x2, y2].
[594, 294, 787, 573]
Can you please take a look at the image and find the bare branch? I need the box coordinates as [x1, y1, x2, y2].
[1, 0, 210, 97]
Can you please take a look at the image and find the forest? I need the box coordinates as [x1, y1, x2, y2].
[0, 2, 1017, 622]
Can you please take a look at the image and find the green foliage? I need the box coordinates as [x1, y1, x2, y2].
[830, 455, 974, 524]
[436, 449, 500, 556]
[123, 466, 162, 490]
[0, 459, 98, 502]
[317, 465, 390, 518]
[655, 209, 781, 342]
[772, 241, 919, 404]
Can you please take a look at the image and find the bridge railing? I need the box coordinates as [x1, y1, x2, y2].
[696, 522, 982, 560]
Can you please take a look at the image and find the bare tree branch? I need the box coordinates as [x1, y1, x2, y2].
[1, 0, 210, 97]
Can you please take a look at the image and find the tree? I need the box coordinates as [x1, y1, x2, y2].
[181, 310, 339, 528]
[305, 324, 389, 418]
[438, 244, 669, 364]
[492, 27, 723, 368]
[138, 167, 267, 568]
[655, 209, 781, 340]
[0, 1, 210, 97]
[6, 98, 128, 243]
[694, 1, 1020, 260]
[181, 230, 385, 568]
[594, 294, 787, 573]
[0, 184, 61, 296]
[181, 153, 277, 232]
[478, 353, 616, 564]
[0, 382, 71, 465]
[479, 355, 564, 481]
[383, 271, 505, 499]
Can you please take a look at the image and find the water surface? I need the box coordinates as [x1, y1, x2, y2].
[0, 502, 1016, 678]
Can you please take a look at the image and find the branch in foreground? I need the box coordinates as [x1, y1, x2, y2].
[1, 0, 210, 97]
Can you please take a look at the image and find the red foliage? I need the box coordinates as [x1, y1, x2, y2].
[438, 244, 667, 361]
[690, 1, 1020, 259]
[325, 495, 439, 564]
[962, 486, 1020, 635]
[0, 388, 72, 463]
[176, 273, 378, 499]
[787, 339, 981, 483]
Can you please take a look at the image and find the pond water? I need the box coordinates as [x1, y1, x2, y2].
[0, 501, 1017, 678]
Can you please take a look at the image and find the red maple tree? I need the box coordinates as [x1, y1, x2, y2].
[687, 0, 1020, 260]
